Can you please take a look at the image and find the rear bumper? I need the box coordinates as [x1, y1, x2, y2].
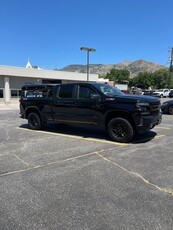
[19, 104, 26, 119]
[20, 112, 25, 118]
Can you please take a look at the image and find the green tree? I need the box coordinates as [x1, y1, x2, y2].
[103, 67, 171, 90]
[129, 72, 154, 89]
[153, 69, 169, 88]
[105, 68, 130, 83]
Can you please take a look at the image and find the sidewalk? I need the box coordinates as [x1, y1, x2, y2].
[0, 100, 19, 110]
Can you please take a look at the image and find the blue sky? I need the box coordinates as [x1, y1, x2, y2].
[0, 0, 172, 69]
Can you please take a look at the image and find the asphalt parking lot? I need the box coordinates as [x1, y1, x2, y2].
[1, 100, 173, 230]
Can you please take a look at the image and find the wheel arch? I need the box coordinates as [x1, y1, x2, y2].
[25, 107, 42, 120]
[105, 111, 136, 132]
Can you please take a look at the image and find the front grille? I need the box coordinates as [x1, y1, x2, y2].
[150, 102, 160, 114]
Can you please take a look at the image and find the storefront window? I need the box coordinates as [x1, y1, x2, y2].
[0, 89, 3, 98]
[11, 89, 21, 98]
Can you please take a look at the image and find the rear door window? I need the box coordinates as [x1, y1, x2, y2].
[58, 84, 74, 98]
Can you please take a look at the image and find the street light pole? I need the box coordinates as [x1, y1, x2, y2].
[80, 47, 96, 81]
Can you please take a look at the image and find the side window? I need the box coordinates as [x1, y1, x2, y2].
[24, 89, 51, 98]
[78, 86, 96, 99]
[26, 91, 36, 98]
[26, 90, 43, 98]
[20, 86, 54, 99]
[58, 84, 74, 98]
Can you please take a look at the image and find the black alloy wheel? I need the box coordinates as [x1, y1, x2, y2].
[107, 117, 134, 143]
[28, 112, 42, 130]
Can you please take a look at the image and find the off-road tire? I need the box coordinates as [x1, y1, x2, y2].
[107, 117, 134, 143]
[28, 112, 42, 130]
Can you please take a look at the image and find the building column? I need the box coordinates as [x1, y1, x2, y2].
[4, 77, 11, 102]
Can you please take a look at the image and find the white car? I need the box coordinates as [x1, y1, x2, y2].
[153, 89, 170, 98]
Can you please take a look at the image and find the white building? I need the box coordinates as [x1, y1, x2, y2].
[0, 64, 98, 103]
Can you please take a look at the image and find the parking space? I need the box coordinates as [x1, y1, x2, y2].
[1, 109, 173, 229]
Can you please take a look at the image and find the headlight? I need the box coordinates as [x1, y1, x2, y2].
[137, 102, 149, 106]
[162, 102, 168, 106]
[136, 101, 149, 108]
[136, 101, 150, 113]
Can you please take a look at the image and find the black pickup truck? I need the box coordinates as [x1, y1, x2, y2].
[20, 82, 162, 143]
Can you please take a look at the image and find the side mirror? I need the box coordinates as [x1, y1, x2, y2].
[90, 94, 101, 100]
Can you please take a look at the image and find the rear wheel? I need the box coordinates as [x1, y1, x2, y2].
[168, 105, 173, 115]
[28, 112, 42, 130]
[107, 117, 134, 143]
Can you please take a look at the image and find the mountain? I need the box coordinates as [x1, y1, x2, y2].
[60, 59, 166, 77]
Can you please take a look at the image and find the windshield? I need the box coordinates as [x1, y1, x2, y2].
[95, 84, 124, 97]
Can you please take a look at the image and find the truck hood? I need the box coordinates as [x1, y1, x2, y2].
[112, 94, 160, 103]
[125, 94, 159, 101]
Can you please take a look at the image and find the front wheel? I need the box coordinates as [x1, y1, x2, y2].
[107, 117, 134, 143]
[28, 112, 42, 130]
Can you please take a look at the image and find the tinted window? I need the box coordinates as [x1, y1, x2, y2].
[22, 88, 52, 98]
[78, 86, 96, 99]
[58, 84, 74, 98]
[26, 91, 43, 98]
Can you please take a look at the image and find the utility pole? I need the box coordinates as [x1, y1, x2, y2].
[168, 48, 173, 89]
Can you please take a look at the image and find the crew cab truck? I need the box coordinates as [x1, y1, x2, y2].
[20, 83, 162, 143]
